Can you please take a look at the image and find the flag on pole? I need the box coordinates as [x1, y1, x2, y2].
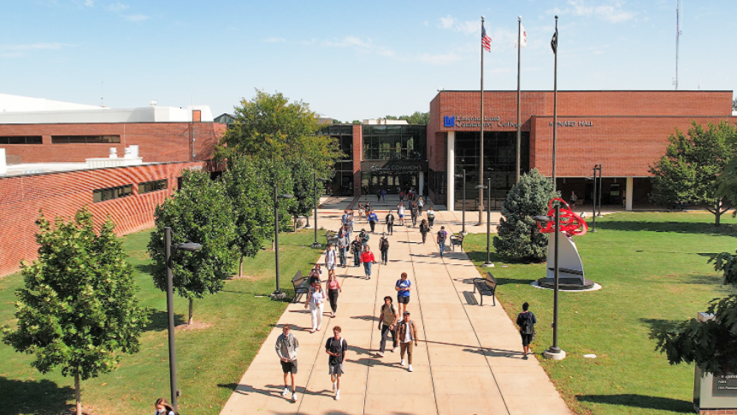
[482, 23, 492, 52]
[515, 24, 527, 48]
[551, 26, 558, 53]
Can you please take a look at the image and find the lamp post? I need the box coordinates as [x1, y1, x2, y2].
[533, 206, 566, 361]
[271, 188, 294, 300]
[596, 164, 603, 217]
[311, 173, 329, 248]
[454, 169, 467, 235]
[164, 227, 202, 411]
[475, 180, 494, 267]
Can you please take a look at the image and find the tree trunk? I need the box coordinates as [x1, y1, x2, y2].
[271, 239, 275, 251]
[75, 372, 82, 415]
[239, 255, 244, 278]
[188, 298, 194, 325]
[715, 210, 722, 227]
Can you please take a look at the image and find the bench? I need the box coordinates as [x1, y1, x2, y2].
[472, 272, 497, 306]
[449, 233, 464, 251]
[290, 270, 309, 303]
[325, 230, 338, 246]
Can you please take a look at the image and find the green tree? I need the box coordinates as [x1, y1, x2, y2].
[652, 251, 737, 375]
[1, 209, 148, 415]
[650, 121, 737, 226]
[287, 158, 316, 231]
[493, 169, 558, 262]
[148, 169, 237, 324]
[383, 111, 430, 124]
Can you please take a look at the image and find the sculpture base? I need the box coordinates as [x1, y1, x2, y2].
[537, 277, 596, 291]
[270, 291, 287, 301]
[310, 242, 322, 249]
[481, 262, 495, 268]
[544, 348, 567, 360]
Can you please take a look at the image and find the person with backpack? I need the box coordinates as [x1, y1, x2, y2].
[275, 324, 300, 401]
[325, 326, 348, 400]
[376, 296, 398, 357]
[324, 243, 337, 280]
[154, 398, 176, 415]
[385, 210, 395, 235]
[359, 228, 370, 247]
[336, 229, 349, 268]
[516, 302, 538, 359]
[419, 219, 430, 244]
[396, 311, 418, 372]
[379, 232, 390, 265]
[436, 226, 448, 259]
[360, 245, 376, 279]
[341, 210, 350, 228]
[351, 236, 363, 267]
[305, 280, 325, 333]
[367, 211, 379, 233]
[395, 272, 412, 316]
[326, 272, 342, 318]
[426, 207, 435, 228]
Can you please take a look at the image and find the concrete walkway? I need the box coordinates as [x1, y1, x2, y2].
[219, 210, 571, 415]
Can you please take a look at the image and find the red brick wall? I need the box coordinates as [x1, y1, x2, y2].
[0, 122, 226, 164]
[0, 161, 204, 277]
[700, 409, 737, 414]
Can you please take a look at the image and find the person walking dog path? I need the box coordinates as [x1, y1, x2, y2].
[219, 209, 572, 415]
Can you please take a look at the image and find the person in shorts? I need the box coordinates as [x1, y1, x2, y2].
[275, 325, 300, 401]
[397, 202, 405, 226]
[397, 311, 418, 372]
[516, 302, 538, 359]
[326, 326, 348, 400]
[395, 272, 412, 316]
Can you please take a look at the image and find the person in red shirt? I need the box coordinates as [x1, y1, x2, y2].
[360, 245, 376, 280]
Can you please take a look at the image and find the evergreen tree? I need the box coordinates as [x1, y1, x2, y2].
[1, 209, 148, 415]
[493, 169, 558, 262]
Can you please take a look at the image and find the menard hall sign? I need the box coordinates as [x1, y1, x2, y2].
[443, 115, 594, 129]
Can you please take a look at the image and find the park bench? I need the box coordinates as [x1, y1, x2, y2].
[291, 270, 309, 303]
[472, 272, 497, 306]
[449, 233, 464, 252]
[325, 230, 338, 246]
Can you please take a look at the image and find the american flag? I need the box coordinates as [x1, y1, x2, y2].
[482, 23, 491, 52]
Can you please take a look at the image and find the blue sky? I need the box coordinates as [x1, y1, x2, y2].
[2, 0, 735, 121]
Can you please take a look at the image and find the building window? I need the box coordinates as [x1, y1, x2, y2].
[93, 185, 133, 203]
[138, 179, 168, 194]
[52, 135, 121, 144]
[361, 125, 426, 161]
[0, 136, 42, 144]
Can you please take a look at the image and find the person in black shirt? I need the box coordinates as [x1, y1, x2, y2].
[386, 210, 395, 235]
[325, 326, 348, 400]
[516, 302, 538, 359]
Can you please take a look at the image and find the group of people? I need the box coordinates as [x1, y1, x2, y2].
[375, 272, 418, 372]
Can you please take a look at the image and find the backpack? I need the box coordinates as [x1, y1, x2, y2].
[380, 237, 389, 250]
[519, 312, 534, 334]
[437, 230, 446, 243]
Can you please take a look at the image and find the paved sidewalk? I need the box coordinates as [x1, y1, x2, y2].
[219, 210, 571, 415]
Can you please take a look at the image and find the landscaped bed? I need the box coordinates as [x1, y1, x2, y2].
[465, 211, 737, 415]
[0, 229, 323, 415]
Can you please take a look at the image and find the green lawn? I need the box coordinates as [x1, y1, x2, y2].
[0, 228, 324, 415]
[465, 211, 737, 415]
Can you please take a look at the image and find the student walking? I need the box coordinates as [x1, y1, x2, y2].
[367, 211, 378, 233]
[308, 264, 322, 287]
[365, 202, 372, 216]
[386, 210, 395, 235]
[570, 191, 578, 209]
[379, 232, 390, 265]
[418, 197, 424, 214]
[337, 230, 349, 267]
[399, 190, 405, 202]
[351, 236, 363, 267]
[436, 226, 447, 259]
[381, 189, 387, 202]
[305, 281, 325, 333]
[275, 324, 300, 401]
[395, 272, 412, 316]
[516, 302, 538, 359]
[397, 311, 418, 372]
[357, 203, 364, 222]
[427, 207, 435, 228]
[326, 273, 342, 317]
[361, 245, 376, 279]
[359, 228, 370, 247]
[325, 244, 337, 279]
[377, 189, 382, 202]
[376, 296, 398, 357]
[397, 202, 405, 226]
[154, 398, 176, 415]
[419, 219, 430, 244]
[410, 202, 419, 227]
[326, 326, 348, 400]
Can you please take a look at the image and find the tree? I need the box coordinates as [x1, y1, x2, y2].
[384, 111, 430, 125]
[493, 169, 558, 262]
[223, 156, 293, 277]
[732, 98, 736, 112]
[148, 169, 237, 324]
[1, 209, 148, 415]
[650, 121, 737, 226]
[652, 251, 737, 375]
[287, 157, 316, 231]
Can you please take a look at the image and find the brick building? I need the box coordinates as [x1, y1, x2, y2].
[0, 94, 226, 277]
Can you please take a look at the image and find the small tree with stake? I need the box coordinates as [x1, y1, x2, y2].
[148, 169, 237, 325]
[1, 208, 148, 415]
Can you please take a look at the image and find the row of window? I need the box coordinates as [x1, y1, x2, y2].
[93, 179, 168, 203]
[0, 135, 122, 144]
[0, 136, 43, 144]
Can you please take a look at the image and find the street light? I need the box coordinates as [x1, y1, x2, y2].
[475, 179, 494, 268]
[454, 169, 467, 235]
[533, 204, 566, 361]
[311, 173, 329, 248]
[164, 227, 202, 412]
[271, 189, 294, 301]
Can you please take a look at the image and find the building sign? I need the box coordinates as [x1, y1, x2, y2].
[713, 373, 737, 397]
[548, 120, 594, 127]
[361, 161, 427, 175]
[443, 114, 593, 129]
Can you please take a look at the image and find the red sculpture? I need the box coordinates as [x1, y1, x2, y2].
[536, 198, 588, 237]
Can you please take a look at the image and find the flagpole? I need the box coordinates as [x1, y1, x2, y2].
[515, 16, 522, 185]
[552, 15, 558, 192]
[478, 15, 485, 225]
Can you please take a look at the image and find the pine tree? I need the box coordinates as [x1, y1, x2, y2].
[493, 169, 558, 262]
[1, 208, 149, 415]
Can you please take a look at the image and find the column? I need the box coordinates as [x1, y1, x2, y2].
[626, 177, 633, 211]
[419, 171, 425, 197]
[446, 131, 455, 211]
